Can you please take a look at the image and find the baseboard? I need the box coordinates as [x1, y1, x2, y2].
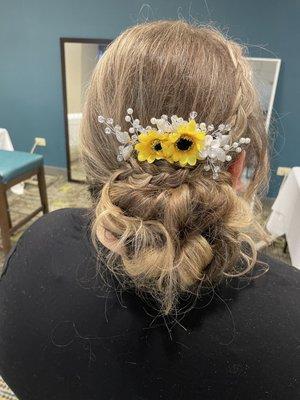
[45, 165, 67, 176]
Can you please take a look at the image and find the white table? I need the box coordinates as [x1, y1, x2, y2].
[0, 128, 14, 151]
[267, 167, 300, 269]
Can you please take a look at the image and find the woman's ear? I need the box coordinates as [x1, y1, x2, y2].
[228, 150, 246, 191]
[97, 226, 124, 255]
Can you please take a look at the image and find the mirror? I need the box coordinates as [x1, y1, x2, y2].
[243, 58, 281, 182]
[247, 57, 281, 131]
[60, 38, 111, 182]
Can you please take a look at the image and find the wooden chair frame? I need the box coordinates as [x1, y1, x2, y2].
[0, 165, 48, 255]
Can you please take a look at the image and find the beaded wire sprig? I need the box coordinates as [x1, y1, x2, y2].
[98, 108, 251, 179]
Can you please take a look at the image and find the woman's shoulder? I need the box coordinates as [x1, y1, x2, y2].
[21, 207, 91, 239]
[218, 252, 300, 333]
[256, 252, 300, 291]
[0, 208, 107, 340]
[8, 207, 90, 248]
[1, 208, 95, 281]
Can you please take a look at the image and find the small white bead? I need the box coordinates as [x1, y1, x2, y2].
[127, 108, 133, 115]
[190, 111, 198, 119]
[129, 127, 135, 134]
[236, 147, 242, 153]
[232, 142, 238, 148]
[131, 134, 138, 142]
[239, 137, 246, 144]
[207, 124, 214, 131]
[98, 115, 105, 123]
[223, 144, 230, 151]
[146, 126, 152, 130]
[114, 125, 121, 131]
[134, 119, 140, 124]
[218, 124, 225, 131]
[125, 115, 131, 122]
[178, 117, 184, 123]
[161, 114, 168, 120]
[245, 138, 251, 144]
[150, 118, 157, 124]
[105, 127, 111, 134]
[199, 122, 206, 131]
[204, 164, 210, 171]
[107, 118, 113, 125]
[225, 155, 232, 161]
[117, 154, 123, 162]
[214, 166, 220, 172]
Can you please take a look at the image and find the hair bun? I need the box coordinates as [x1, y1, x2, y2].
[93, 168, 260, 314]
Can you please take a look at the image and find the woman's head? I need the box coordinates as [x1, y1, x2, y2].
[80, 20, 269, 314]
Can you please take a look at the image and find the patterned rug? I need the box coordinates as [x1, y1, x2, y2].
[0, 172, 291, 399]
[0, 379, 16, 400]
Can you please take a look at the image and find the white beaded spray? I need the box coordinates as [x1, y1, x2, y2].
[98, 109, 251, 179]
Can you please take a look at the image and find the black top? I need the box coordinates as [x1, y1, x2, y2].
[0, 208, 299, 400]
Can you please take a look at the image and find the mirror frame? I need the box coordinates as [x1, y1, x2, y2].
[60, 37, 112, 183]
[246, 57, 281, 132]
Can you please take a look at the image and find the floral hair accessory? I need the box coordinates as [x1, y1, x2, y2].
[98, 109, 251, 179]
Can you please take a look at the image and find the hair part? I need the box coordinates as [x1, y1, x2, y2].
[80, 20, 269, 314]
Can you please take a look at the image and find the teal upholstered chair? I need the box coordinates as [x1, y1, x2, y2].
[0, 150, 48, 254]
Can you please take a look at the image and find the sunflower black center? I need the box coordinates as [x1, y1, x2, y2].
[176, 137, 193, 151]
[153, 142, 162, 151]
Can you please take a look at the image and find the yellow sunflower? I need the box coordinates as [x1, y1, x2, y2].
[134, 131, 168, 163]
[164, 119, 206, 166]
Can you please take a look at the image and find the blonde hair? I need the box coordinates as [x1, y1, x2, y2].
[80, 20, 269, 314]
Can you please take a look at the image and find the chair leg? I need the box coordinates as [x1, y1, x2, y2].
[4, 186, 12, 229]
[37, 165, 49, 214]
[0, 186, 12, 254]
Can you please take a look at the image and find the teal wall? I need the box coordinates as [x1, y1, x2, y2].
[0, 0, 299, 196]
